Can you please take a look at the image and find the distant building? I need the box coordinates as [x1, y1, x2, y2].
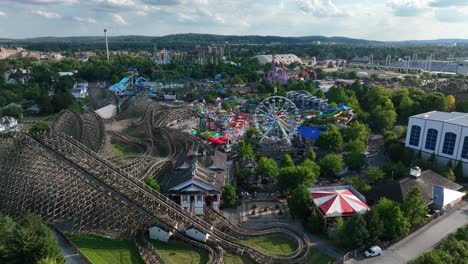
[253, 54, 302, 65]
[74, 51, 96, 61]
[0, 47, 26, 60]
[405, 111, 468, 176]
[71, 82, 88, 99]
[0, 116, 19, 133]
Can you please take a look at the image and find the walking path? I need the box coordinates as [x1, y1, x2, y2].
[54, 231, 86, 264]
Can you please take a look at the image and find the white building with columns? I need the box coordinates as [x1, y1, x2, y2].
[405, 111, 468, 177]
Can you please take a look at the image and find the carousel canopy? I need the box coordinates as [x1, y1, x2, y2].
[309, 186, 369, 217]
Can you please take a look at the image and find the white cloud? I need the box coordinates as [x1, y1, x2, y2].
[0, 11, 7, 17]
[295, 0, 349, 17]
[95, 0, 134, 7]
[31, 10, 62, 19]
[112, 14, 127, 25]
[74, 16, 97, 23]
[434, 7, 468, 22]
[11, 0, 79, 4]
[387, 0, 431, 16]
[136, 11, 148, 16]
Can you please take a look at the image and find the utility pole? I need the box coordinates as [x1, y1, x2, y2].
[104, 29, 109, 61]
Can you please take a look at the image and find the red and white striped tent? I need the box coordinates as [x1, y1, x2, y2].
[309, 186, 370, 218]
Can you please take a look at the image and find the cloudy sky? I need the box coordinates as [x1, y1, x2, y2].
[0, 0, 467, 40]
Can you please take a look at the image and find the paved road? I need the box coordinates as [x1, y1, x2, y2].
[348, 202, 468, 264]
[53, 231, 86, 264]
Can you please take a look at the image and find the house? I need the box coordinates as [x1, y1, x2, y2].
[405, 111, 468, 176]
[159, 160, 223, 214]
[148, 225, 173, 242]
[158, 149, 227, 215]
[185, 227, 209, 242]
[71, 82, 88, 99]
[367, 167, 463, 208]
[0, 116, 19, 133]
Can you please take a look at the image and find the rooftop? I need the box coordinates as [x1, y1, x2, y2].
[411, 111, 468, 126]
[367, 170, 462, 204]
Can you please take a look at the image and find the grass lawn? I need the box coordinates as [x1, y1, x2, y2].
[112, 143, 141, 157]
[67, 234, 144, 264]
[241, 235, 297, 257]
[150, 239, 209, 264]
[305, 246, 335, 264]
[223, 253, 255, 264]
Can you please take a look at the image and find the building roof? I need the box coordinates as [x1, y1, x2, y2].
[410, 111, 468, 126]
[367, 170, 463, 204]
[159, 161, 223, 194]
[253, 54, 302, 65]
[309, 185, 369, 217]
[432, 185, 465, 208]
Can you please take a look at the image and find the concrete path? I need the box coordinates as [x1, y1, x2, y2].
[53, 231, 86, 264]
[348, 201, 468, 264]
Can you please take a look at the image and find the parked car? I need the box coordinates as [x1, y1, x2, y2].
[364, 246, 382, 257]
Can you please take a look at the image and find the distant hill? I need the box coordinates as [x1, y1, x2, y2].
[1, 34, 467, 47]
[0, 34, 383, 46]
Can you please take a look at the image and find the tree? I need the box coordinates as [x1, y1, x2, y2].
[289, 184, 312, 219]
[280, 154, 295, 168]
[372, 101, 397, 132]
[222, 184, 237, 207]
[29, 122, 50, 133]
[315, 125, 342, 151]
[2, 105, 23, 119]
[345, 214, 369, 249]
[144, 177, 160, 192]
[365, 166, 385, 185]
[1, 213, 65, 264]
[443, 168, 456, 181]
[342, 121, 369, 143]
[278, 165, 319, 193]
[446, 95, 456, 112]
[319, 154, 343, 178]
[366, 209, 384, 244]
[397, 95, 414, 122]
[305, 148, 316, 161]
[256, 157, 278, 182]
[332, 217, 347, 247]
[373, 198, 410, 241]
[344, 139, 366, 153]
[345, 151, 365, 171]
[306, 211, 322, 234]
[239, 141, 254, 159]
[401, 186, 428, 228]
[341, 176, 371, 194]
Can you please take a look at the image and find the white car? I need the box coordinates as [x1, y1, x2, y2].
[364, 246, 382, 257]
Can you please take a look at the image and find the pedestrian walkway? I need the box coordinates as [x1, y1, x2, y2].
[53, 231, 86, 264]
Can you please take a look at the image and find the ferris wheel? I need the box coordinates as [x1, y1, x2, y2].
[254, 96, 300, 146]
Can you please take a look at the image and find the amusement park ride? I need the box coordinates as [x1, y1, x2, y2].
[263, 54, 318, 85]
